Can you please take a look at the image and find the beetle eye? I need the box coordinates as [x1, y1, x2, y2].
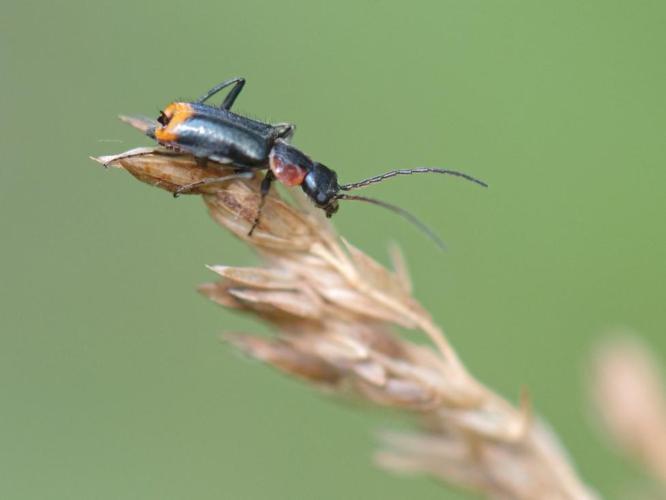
[157, 111, 169, 126]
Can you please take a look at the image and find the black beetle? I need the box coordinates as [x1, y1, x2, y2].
[141, 77, 487, 246]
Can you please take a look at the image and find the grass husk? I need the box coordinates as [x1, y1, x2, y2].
[93, 140, 597, 499]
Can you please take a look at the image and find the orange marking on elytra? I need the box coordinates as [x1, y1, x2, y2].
[155, 102, 194, 143]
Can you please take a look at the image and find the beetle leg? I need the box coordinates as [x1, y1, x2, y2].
[248, 171, 275, 236]
[275, 123, 296, 141]
[173, 171, 254, 197]
[196, 77, 246, 110]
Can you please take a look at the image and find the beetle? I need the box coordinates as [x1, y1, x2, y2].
[142, 77, 487, 247]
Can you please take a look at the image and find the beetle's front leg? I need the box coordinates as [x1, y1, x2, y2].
[248, 171, 275, 236]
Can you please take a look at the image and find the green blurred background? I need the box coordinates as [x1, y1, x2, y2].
[2, 1, 665, 498]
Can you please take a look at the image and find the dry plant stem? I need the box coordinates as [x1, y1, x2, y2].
[93, 145, 597, 500]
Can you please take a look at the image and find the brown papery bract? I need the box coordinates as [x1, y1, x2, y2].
[93, 144, 597, 500]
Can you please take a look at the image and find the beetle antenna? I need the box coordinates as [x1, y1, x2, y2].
[340, 167, 488, 191]
[335, 194, 446, 251]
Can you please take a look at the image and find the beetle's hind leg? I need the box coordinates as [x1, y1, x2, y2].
[196, 77, 246, 110]
[173, 170, 255, 197]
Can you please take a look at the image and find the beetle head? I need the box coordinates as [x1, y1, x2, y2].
[301, 163, 340, 217]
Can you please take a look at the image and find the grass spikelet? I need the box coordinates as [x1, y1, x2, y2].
[93, 141, 597, 499]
